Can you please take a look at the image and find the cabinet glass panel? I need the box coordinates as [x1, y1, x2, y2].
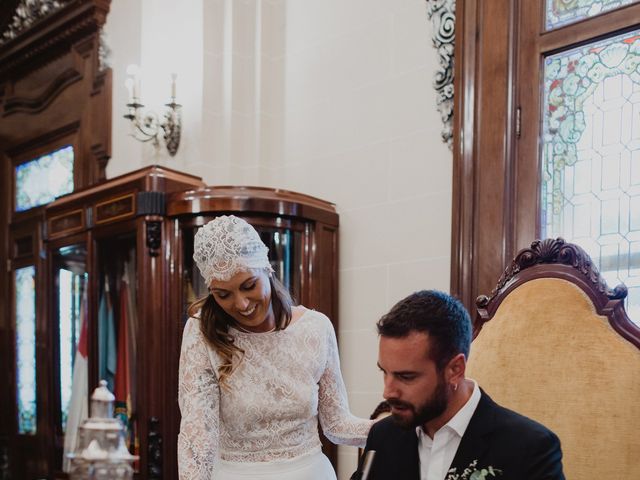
[259, 228, 303, 303]
[96, 234, 138, 454]
[53, 245, 87, 433]
[15, 265, 37, 435]
[540, 28, 640, 323]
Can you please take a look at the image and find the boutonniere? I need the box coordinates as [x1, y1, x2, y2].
[445, 459, 502, 480]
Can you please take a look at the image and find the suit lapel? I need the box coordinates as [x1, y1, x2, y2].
[447, 391, 495, 476]
[397, 426, 420, 480]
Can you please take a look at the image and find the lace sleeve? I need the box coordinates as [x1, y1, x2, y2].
[317, 315, 375, 447]
[178, 317, 220, 479]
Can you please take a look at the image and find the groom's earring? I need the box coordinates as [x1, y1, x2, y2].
[452, 383, 458, 392]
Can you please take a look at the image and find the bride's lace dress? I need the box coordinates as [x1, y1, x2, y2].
[178, 309, 373, 479]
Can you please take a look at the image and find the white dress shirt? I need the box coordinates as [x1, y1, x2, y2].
[416, 379, 481, 480]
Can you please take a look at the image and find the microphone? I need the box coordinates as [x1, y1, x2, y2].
[350, 450, 376, 480]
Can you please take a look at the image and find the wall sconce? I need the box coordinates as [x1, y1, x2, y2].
[123, 66, 181, 156]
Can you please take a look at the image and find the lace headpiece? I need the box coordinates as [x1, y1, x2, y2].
[193, 215, 273, 284]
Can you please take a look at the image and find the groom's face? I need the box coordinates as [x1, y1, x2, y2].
[378, 331, 449, 429]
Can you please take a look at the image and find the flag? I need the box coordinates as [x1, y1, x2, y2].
[98, 279, 117, 392]
[114, 279, 132, 433]
[62, 292, 88, 471]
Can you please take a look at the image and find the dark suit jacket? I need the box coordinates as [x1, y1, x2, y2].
[358, 390, 564, 480]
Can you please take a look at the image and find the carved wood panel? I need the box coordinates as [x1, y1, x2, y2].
[0, 1, 112, 477]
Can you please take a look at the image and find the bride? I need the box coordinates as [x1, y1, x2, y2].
[178, 215, 373, 479]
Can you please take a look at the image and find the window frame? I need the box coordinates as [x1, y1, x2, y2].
[451, 0, 640, 313]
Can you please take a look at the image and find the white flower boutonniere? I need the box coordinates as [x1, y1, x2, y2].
[445, 459, 503, 480]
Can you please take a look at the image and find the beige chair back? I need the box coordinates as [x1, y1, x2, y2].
[467, 239, 640, 480]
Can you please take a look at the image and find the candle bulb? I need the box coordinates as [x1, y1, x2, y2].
[126, 64, 141, 100]
[125, 78, 134, 103]
[171, 73, 177, 99]
[134, 75, 140, 100]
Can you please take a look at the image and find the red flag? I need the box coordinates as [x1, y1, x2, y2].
[62, 291, 88, 471]
[114, 281, 131, 434]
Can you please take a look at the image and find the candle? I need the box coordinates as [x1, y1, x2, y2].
[134, 74, 141, 100]
[126, 64, 141, 100]
[171, 73, 177, 99]
[125, 78, 134, 103]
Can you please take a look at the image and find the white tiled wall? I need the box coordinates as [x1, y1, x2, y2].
[105, 1, 452, 477]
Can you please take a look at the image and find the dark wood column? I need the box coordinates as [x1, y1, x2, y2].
[451, 0, 521, 311]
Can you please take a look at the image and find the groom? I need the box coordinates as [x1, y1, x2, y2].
[357, 290, 564, 480]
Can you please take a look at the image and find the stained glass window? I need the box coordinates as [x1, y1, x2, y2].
[541, 28, 640, 322]
[16, 266, 36, 435]
[15, 145, 74, 212]
[546, 0, 639, 29]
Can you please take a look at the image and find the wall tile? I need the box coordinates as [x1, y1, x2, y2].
[389, 129, 452, 201]
[392, 2, 431, 74]
[262, 0, 286, 59]
[339, 264, 389, 332]
[203, 52, 224, 114]
[228, 112, 258, 166]
[348, 391, 385, 419]
[337, 447, 359, 480]
[339, 329, 381, 392]
[203, 0, 225, 55]
[232, 0, 257, 57]
[387, 256, 451, 306]
[261, 57, 285, 116]
[285, 18, 393, 111]
[231, 55, 257, 115]
[259, 113, 285, 167]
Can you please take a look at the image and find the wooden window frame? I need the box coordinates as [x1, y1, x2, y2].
[452, 0, 640, 312]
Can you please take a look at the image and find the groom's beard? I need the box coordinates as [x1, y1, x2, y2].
[387, 374, 448, 429]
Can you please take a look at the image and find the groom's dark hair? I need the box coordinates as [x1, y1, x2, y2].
[377, 290, 472, 370]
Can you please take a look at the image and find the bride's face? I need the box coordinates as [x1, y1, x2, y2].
[209, 269, 275, 332]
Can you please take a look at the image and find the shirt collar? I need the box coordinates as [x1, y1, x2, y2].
[415, 379, 481, 439]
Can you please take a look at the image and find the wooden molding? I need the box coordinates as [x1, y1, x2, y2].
[0, 0, 110, 80]
[475, 238, 640, 349]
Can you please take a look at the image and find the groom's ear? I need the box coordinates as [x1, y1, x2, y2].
[445, 352, 466, 383]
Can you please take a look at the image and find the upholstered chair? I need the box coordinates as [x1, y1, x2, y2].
[466, 238, 640, 479]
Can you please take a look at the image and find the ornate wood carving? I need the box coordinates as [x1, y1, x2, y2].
[475, 238, 640, 349]
[477, 238, 627, 309]
[0, 0, 112, 186]
[426, 0, 456, 148]
[0, 2, 112, 477]
[146, 220, 162, 257]
[0, 0, 110, 78]
[147, 417, 162, 479]
[0, 441, 9, 479]
[0, 0, 68, 45]
[47, 208, 84, 238]
[3, 66, 81, 115]
[95, 193, 135, 224]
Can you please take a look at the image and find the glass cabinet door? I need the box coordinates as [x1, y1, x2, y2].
[52, 244, 88, 435]
[52, 244, 88, 471]
[95, 233, 139, 457]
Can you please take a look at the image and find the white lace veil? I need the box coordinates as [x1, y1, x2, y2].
[193, 215, 273, 285]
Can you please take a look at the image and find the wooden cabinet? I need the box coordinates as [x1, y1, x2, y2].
[41, 166, 204, 479]
[166, 186, 340, 472]
[3, 167, 340, 479]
